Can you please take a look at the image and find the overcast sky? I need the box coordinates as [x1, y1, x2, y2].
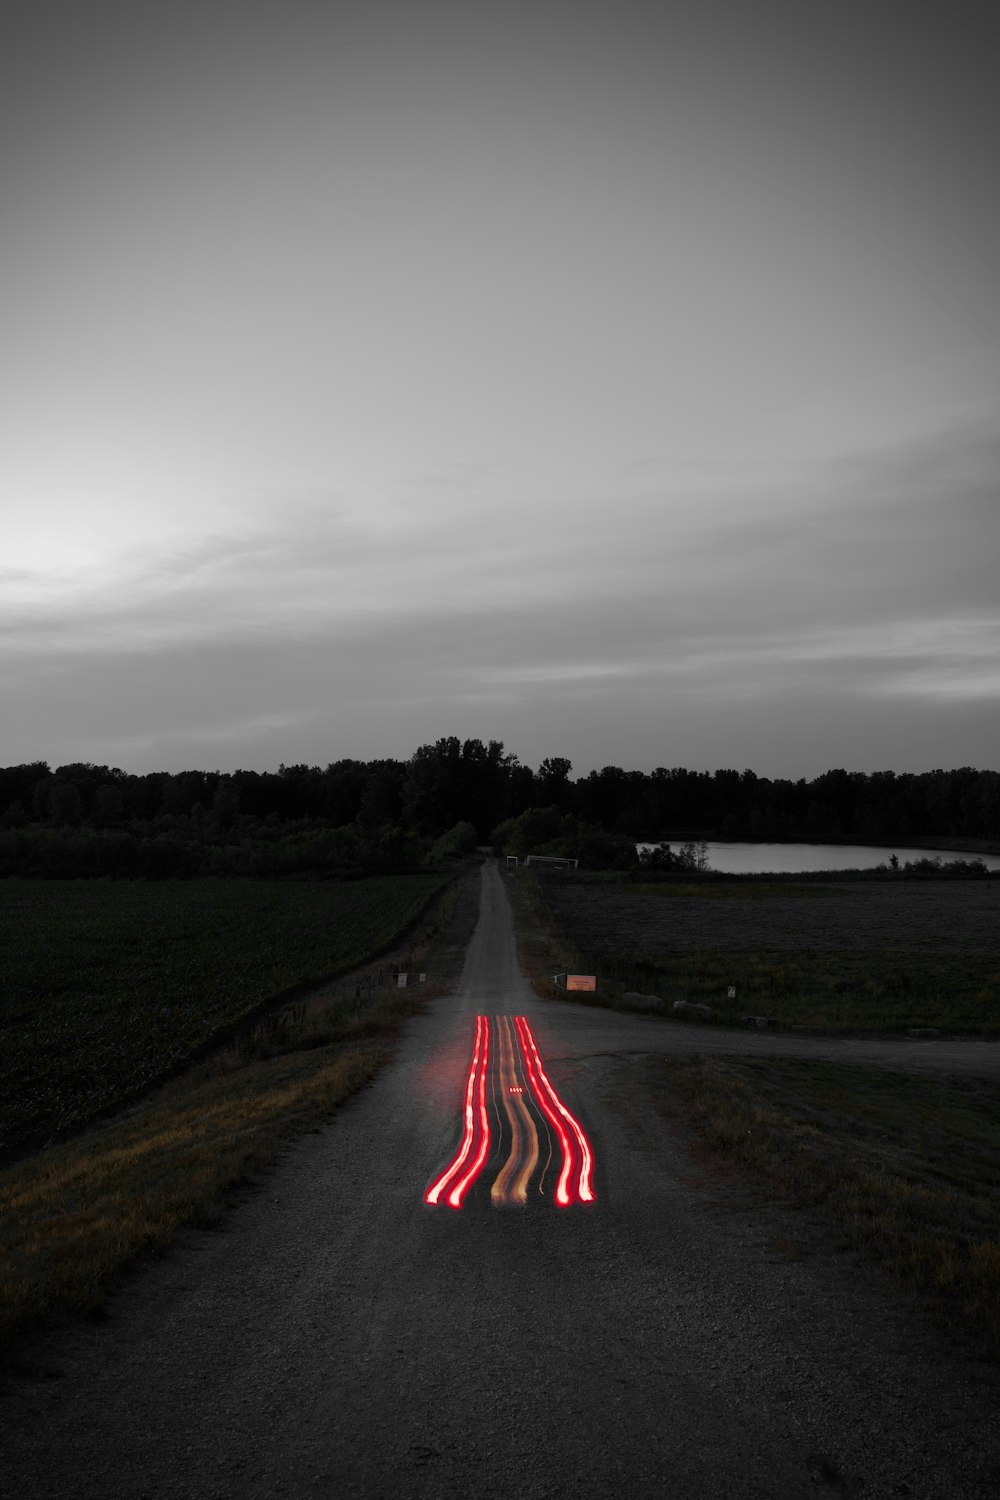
[3, 0, 998, 780]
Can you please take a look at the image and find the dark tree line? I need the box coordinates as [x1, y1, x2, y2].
[568, 763, 1000, 843]
[0, 742, 997, 878]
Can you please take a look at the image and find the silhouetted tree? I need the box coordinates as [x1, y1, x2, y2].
[49, 779, 83, 826]
[536, 756, 573, 808]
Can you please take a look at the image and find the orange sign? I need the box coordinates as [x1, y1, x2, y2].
[566, 974, 597, 992]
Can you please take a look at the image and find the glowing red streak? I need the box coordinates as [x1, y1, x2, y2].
[515, 1016, 595, 1204]
[513, 1016, 575, 1205]
[425, 1015, 491, 1207]
[448, 1014, 491, 1207]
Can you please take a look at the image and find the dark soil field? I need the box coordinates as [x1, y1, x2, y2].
[0, 873, 453, 1163]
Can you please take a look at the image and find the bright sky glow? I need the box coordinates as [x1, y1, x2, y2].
[2, 0, 997, 777]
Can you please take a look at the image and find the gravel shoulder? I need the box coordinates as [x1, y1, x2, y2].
[3, 861, 999, 1499]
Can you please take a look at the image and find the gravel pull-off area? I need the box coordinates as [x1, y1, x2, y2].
[3, 862, 999, 1498]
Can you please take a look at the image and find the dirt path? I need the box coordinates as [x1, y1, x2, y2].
[3, 861, 999, 1498]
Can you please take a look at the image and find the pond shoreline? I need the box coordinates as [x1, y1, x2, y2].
[644, 832, 1000, 858]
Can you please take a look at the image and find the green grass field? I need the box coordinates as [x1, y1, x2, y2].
[629, 881, 841, 898]
[524, 874, 1000, 1032]
[0, 874, 451, 1159]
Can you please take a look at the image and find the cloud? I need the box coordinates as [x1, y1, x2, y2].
[6, 415, 996, 655]
[7, 599, 997, 777]
[2, 416, 997, 774]
[462, 610, 1000, 706]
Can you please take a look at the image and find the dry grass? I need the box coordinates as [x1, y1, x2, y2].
[0, 995, 415, 1361]
[650, 1055, 1000, 1356]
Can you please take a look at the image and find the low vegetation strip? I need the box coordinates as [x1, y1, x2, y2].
[603, 949, 999, 1033]
[0, 873, 451, 1159]
[0, 995, 415, 1359]
[627, 881, 842, 898]
[650, 1056, 1000, 1357]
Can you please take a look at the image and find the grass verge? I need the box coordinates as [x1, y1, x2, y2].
[596, 949, 1000, 1032]
[650, 1055, 1000, 1357]
[505, 871, 572, 993]
[0, 980, 433, 1366]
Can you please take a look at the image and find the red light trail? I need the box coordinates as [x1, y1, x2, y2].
[515, 1016, 595, 1205]
[425, 1013, 490, 1208]
[425, 1015, 595, 1209]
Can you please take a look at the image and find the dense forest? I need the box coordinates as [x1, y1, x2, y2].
[1, 741, 997, 879]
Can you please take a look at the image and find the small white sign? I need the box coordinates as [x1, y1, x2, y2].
[727, 986, 736, 999]
[397, 972, 408, 988]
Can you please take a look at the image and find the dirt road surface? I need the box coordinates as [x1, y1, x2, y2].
[4, 861, 1000, 1498]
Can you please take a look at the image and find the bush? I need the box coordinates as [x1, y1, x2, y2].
[429, 821, 479, 864]
[492, 806, 634, 869]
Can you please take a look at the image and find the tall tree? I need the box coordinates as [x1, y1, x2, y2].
[536, 756, 573, 809]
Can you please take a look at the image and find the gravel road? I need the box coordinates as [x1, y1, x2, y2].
[3, 861, 999, 1498]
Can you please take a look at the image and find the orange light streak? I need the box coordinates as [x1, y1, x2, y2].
[425, 1015, 491, 1207]
[515, 1016, 595, 1205]
[491, 1016, 540, 1206]
[511, 1030, 541, 1203]
[491, 1016, 521, 1205]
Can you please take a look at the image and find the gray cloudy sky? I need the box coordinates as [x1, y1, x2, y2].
[2, 0, 998, 778]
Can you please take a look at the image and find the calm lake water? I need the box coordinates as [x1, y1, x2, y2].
[637, 841, 1000, 874]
